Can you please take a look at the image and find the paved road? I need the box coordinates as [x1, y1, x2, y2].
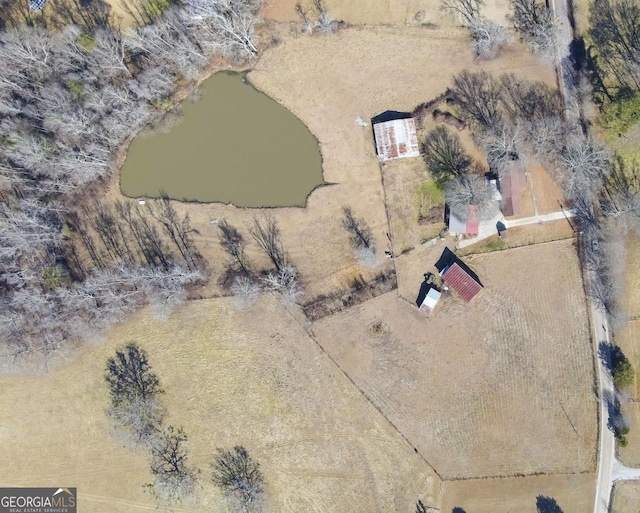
[455, 209, 574, 249]
[545, 0, 621, 507]
[592, 307, 616, 513]
[504, 209, 574, 228]
[613, 460, 640, 481]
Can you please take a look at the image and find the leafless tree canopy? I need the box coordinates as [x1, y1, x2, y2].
[589, 0, 640, 92]
[559, 135, 611, 198]
[422, 126, 473, 185]
[452, 70, 503, 128]
[212, 446, 264, 512]
[249, 214, 287, 271]
[295, 0, 338, 33]
[219, 219, 249, 272]
[105, 343, 163, 406]
[150, 425, 198, 502]
[440, 0, 484, 24]
[446, 174, 496, 219]
[509, 0, 558, 61]
[441, 0, 509, 59]
[0, 0, 266, 366]
[470, 19, 511, 60]
[341, 206, 374, 250]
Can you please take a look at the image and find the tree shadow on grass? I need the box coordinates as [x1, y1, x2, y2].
[536, 495, 564, 513]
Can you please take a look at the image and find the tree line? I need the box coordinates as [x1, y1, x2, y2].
[0, 0, 262, 368]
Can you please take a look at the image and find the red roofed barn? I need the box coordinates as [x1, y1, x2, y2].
[441, 262, 483, 302]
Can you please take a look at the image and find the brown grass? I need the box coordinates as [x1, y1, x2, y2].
[262, 0, 514, 25]
[611, 481, 640, 513]
[458, 219, 576, 256]
[312, 239, 597, 479]
[441, 473, 596, 513]
[615, 233, 640, 464]
[0, 297, 440, 512]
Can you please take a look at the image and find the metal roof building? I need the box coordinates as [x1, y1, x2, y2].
[419, 288, 442, 314]
[373, 118, 420, 161]
[448, 204, 480, 235]
[441, 262, 483, 302]
[501, 161, 527, 217]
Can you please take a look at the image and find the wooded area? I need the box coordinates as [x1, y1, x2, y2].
[0, 0, 262, 368]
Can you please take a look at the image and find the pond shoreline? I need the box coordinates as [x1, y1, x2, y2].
[104, 51, 324, 208]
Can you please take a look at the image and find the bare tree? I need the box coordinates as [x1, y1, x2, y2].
[312, 0, 338, 33]
[452, 70, 502, 128]
[261, 264, 303, 306]
[185, 0, 261, 61]
[230, 275, 262, 309]
[107, 395, 165, 448]
[219, 219, 249, 273]
[440, 0, 483, 24]
[589, 0, 640, 91]
[294, 2, 314, 33]
[601, 155, 640, 227]
[341, 206, 374, 250]
[499, 73, 563, 122]
[421, 125, 472, 185]
[559, 135, 611, 199]
[446, 174, 496, 219]
[477, 120, 522, 174]
[150, 425, 198, 502]
[105, 342, 163, 407]
[295, 0, 337, 33]
[249, 214, 287, 271]
[509, 0, 558, 62]
[212, 446, 264, 513]
[470, 19, 511, 60]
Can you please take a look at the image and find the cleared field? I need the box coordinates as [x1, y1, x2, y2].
[312, 239, 597, 478]
[0, 297, 440, 513]
[611, 481, 640, 513]
[441, 473, 596, 513]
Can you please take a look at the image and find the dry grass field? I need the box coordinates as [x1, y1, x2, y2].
[312, 239, 597, 479]
[441, 473, 596, 513]
[615, 234, 640, 465]
[0, 296, 440, 512]
[611, 481, 640, 513]
[261, 0, 513, 25]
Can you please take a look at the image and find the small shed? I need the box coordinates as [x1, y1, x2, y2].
[420, 288, 442, 314]
[373, 118, 420, 161]
[500, 161, 527, 217]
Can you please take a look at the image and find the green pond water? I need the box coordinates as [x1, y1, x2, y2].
[120, 72, 324, 207]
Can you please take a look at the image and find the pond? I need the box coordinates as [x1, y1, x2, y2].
[119, 72, 324, 207]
